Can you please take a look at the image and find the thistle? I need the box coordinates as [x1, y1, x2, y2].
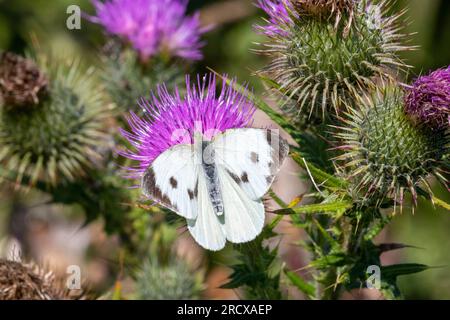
[0, 52, 111, 187]
[0, 258, 87, 300]
[256, 0, 412, 119]
[119, 73, 255, 179]
[334, 85, 448, 207]
[87, 0, 206, 61]
[0, 52, 48, 108]
[86, 0, 206, 113]
[135, 258, 202, 300]
[404, 66, 450, 130]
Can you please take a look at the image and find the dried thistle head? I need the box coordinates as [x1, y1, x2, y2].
[0, 259, 87, 300]
[334, 84, 448, 209]
[0, 52, 111, 187]
[256, 0, 413, 120]
[0, 52, 48, 108]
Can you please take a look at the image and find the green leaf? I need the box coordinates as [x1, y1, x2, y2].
[363, 215, 392, 241]
[381, 263, 431, 280]
[309, 252, 349, 269]
[291, 152, 349, 190]
[285, 270, 315, 298]
[274, 200, 352, 216]
[432, 195, 450, 211]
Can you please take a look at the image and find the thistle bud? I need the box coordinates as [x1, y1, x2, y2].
[0, 53, 111, 187]
[334, 85, 448, 207]
[256, 0, 413, 119]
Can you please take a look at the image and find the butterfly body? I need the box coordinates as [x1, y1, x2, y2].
[142, 128, 289, 250]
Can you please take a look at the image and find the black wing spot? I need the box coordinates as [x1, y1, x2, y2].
[241, 172, 249, 183]
[250, 151, 259, 163]
[187, 180, 199, 200]
[142, 167, 174, 208]
[170, 176, 178, 189]
[227, 170, 241, 184]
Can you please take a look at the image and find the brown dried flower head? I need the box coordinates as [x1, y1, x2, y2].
[0, 259, 87, 300]
[0, 52, 48, 108]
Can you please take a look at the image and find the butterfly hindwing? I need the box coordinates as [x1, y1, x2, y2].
[187, 172, 226, 251]
[142, 144, 199, 220]
[217, 166, 265, 243]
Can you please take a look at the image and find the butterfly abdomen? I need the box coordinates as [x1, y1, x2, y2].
[202, 141, 224, 216]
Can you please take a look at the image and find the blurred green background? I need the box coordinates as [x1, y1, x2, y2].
[0, 0, 449, 299]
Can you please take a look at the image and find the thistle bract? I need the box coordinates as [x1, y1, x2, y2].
[405, 66, 450, 130]
[0, 53, 110, 186]
[256, 0, 412, 119]
[135, 259, 202, 300]
[120, 73, 255, 178]
[334, 85, 448, 207]
[88, 0, 206, 61]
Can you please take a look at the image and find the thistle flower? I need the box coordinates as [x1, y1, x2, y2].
[120, 73, 255, 179]
[135, 259, 202, 300]
[255, 0, 295, 37]
[405, 66, 450, 130]
[0, 52, 111, 187]
[0, 259, 87, 300]
[87, 0, 206, 61]
[0, 52, 48, 107]
[334, 85, 448, 208]
[256, 0, 412, 119]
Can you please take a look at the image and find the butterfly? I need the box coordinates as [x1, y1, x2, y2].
[141, 128, 289, 251]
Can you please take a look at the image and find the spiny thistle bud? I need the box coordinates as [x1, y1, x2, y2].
[256, 0, 412, 119]
[334, 85, 448, 208]
[135, 259, 202, 300]
[404, 66, 450, 130]
[0, 52, 48, 108]
[0, 53, 111, 187]
[0, 259, 87, 300]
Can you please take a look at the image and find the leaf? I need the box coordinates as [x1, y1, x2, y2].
[274, 200, 352, 216]
[363, 214, 392, 241]
[432, 195, 450, 211]
[284, 270, 315, 298]
[381, 263, 431, 280]
[377, 243, 422, 253]
[309, 252, 349, 269]
[417, 187, 450, 211]
[291, 152, 349, 190]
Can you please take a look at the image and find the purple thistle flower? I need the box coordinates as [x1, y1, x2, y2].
[87, 0, 206, 61]
[405, 66, 450, 130]
[120, 74, 256, 178]
[256, 0, 295, 37]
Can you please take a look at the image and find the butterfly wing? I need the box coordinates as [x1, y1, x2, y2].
[212, 128, 289, 244]
[141, 144, 199, 220]
[212, 128, 289, 201]
[142, 144, 226, 250]
[216, 165, 265, 243]
[186, 171, 226, 251]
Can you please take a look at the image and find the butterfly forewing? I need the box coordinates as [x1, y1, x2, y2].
[141, 144, 199, 220]
[212, 128, 289, 200]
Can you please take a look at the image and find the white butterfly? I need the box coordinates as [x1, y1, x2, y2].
[141, 128, 289, 251]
